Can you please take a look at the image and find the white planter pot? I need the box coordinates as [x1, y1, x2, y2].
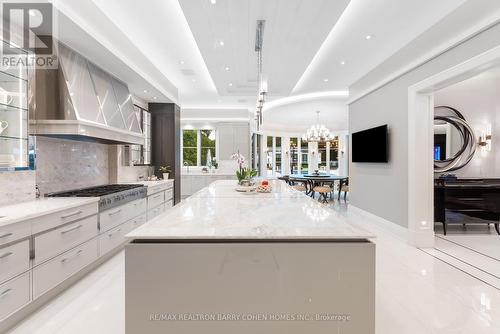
[163, 173, 169, 180]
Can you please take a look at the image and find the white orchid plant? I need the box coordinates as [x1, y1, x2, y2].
[231, 152, 257, 184]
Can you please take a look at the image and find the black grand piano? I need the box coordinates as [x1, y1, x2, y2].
[434, 178, 500, 235]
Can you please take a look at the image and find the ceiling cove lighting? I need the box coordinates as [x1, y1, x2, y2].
[210, 0, 217, 4]
[302, 111, 334, 143]
[263, 91, 349, 112]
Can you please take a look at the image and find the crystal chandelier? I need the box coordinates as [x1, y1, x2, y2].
[302, 111, 334, 143]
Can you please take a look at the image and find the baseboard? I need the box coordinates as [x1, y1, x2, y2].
[347, 205, 409, 242]
[348, 205, 435, 248]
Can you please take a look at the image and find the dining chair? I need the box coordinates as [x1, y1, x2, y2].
[313, 185, 331, 203]
[340, 178, 349, 201]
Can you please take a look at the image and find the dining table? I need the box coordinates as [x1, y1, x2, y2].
[288, 174, 348, 199]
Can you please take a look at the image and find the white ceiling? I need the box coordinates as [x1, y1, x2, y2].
[178, 0, 349, 99]
[261, 97, 348, 134]
[292, 0, 468, 94]
[51, 0, 471, 116]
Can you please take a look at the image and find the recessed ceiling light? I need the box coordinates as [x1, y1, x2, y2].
[228, 83, 233, 87]
[210, 0, 216, 4]
[192, 79, 196, 83]
[365, 35, 372, 40]
[323, 78, 329, 82]
[29, 10, 36, 17]
[179, 60, 185, 65]
[153, 96, 157, 100]
[219, 40, 225, 46]
[340, 61, 346, 65]
[224, 66, 230, 71]
[143, 89, 148, 93]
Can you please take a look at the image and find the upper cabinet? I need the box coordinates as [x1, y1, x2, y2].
[0, 41, 32, 170]
[217, 123, 250, 160]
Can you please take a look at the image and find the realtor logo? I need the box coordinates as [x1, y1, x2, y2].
[3, 2, 53, 54]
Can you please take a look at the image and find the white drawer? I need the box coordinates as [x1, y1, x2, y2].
[32, 202, 98, 234]
[0, 222, 31, 247]
[147, 204, 165, 221]
[0, 272, 30, 321]
[34, 215, 98, 265]
[33, 239, 98, 299]
[129, 198, 147, 217]
[128, 214, 147, 232]
[164, 189, 173, 202]
[147, 192, 165, 211]
[99, 222, 128, 256]
[0, 240, 30, 284]
[147, 183, 173, 196]
[165, 200, 173, 209]
[99, 199, 146, 233]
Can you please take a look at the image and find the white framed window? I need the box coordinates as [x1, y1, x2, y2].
[181, 129, 217, 167]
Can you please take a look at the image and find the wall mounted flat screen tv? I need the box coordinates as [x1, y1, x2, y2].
[352, 125, 388, 163]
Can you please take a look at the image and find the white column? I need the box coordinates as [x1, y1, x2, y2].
[282, 137, 291, 175]
[308, 142, 318, 173]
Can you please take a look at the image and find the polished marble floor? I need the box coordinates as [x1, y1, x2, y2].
[7, 200, 500, 334]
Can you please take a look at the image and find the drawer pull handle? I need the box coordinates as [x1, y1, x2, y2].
[0, 251, 13, 259]
[61, 224, 83, 234]
[61, 249, 83, 263]
[61, 210, 83, 219]
[108, 228, 122, 238]
[108, 209, 122, 216]
[152, 194, 161, 199]
[0, 232, 13, 239]
[0, 288, 12, 298]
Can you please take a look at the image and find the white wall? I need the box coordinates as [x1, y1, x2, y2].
[348, 20, 500, 228]
[434, 70, 500, 177]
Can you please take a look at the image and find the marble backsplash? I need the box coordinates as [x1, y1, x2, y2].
[36, 137, 109, 195]
[0, 170, 36, 206]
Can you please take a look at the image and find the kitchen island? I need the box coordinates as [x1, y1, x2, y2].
[125, 180, 375, 334]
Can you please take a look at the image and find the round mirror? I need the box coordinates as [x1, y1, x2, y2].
[433, 106, 476, 173]
[433, 118, 464, 162]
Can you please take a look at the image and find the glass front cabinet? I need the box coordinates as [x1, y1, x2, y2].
[0, 40, 33, 171]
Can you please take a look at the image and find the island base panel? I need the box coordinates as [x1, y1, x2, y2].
[125, 241, 375, 334]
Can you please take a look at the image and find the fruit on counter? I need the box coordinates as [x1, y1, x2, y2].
[261, 180, 269, 186]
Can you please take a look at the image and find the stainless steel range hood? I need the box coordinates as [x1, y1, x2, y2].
[30, 42, 144, 145]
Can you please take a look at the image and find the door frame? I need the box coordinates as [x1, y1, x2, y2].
[407, 44, 500, 247]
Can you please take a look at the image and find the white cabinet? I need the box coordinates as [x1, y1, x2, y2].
[33, 238, 98, 299]
[99, 198, 146, 232]
[0, 222, 31, 247]
[34, 215, 98, 265]
[0, 240, 30, 284]
[0, 195, 151, 324]
[99, 223, 128, 256]
[181, 174, 236, 198]
[31, 202, 98, 234]
[217, 122, 250, 160]
[146, 182, 174, 221]
[0, 272, 30, 321]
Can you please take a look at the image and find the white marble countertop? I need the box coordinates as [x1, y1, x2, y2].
[0, 197, 99, 227]
[181, 172, 235, 176]
[127, 180, 374, 240]
[125, 179, 174, 187]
